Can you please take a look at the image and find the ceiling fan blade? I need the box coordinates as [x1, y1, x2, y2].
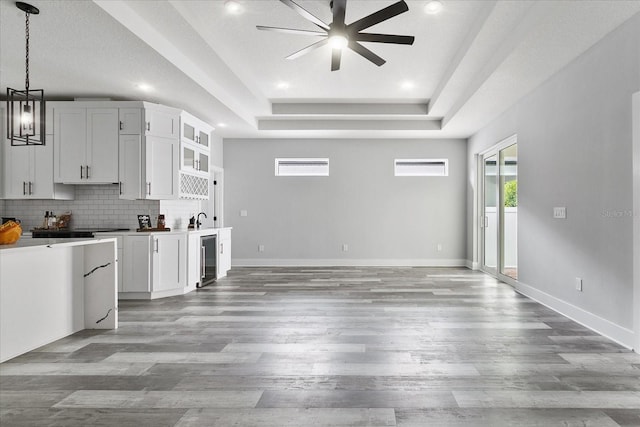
[331, 48, 342, 71]
[348, 41, 386, 66]
[354, 32, 414, 45]
[332, 0, 347, 28]
[347, 0, 409, 33]
[280, 0, 330, 31]
[286, 38, 329, 60]
[256, 25, 326, 36]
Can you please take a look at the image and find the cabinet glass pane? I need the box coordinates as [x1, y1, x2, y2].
[198, 152, 209, 173]
[183, 146, 196, 170]
[183, 123, 195, 142]
[198, 130, 209, 147]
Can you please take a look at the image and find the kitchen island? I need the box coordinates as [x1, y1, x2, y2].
[0, 237, 118, 362]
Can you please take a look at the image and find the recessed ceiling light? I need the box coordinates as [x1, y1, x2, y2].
[276, 81, 290, 90]
[217, 122, 227, 128]
[401, 81, 415, 90]
[136, 83, 153, 92]
[424, 0, 443, 14]
[224, 0, 244, 14]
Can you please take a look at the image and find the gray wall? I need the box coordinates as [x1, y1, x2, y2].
[467, 13, 640, 331]
[225, 138, 467, 265]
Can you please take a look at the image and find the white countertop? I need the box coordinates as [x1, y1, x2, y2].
[0, 237, 118, 254]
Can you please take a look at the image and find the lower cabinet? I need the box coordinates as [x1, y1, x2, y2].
[121, 233, 186, 299]
[218, 228, 232, 278]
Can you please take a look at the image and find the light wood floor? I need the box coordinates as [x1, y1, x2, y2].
[1, 267, 639, 426]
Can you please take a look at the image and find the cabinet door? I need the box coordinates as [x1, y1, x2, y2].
[4, 144, 32, 198]
[198, 151, 209, 173]
[152, 235, 183, 291]
[86, 108, 119, 183]
[181, 145, 197, 172]
[54, 108, 87, 183]
[198, 130, 209, 148]
[122, 237, 151, 293]
[119, 108, 142, 135]
[218, 230, 231, 278]
[118, 135, 142, 200]
[31, 142, 56, 198]
[145, 109, 178, 139]
[187, 234, 201, 288]
[183, 122, 196, 145]
[145, 136, 178, 199]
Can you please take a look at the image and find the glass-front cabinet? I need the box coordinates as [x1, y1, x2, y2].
[181, 144, 209, 175]
[181, 112, 211, 148]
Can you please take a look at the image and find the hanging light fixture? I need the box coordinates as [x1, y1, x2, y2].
[7, 2, 45, 146]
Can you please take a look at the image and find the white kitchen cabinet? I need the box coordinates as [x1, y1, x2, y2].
[181, 112, 212, 148]
[54, 107, 119, 184]
[180, 144, 209, 175]
[118, 135, 143, 199]
[121, 233, 187, 299]
[146, 136, 179, 200]
[119, 108, 142, 135]
[119, 135, 179, 200]
[218, 228, 232, 278]
[187, 232, 201, 289]
[146, 108, 179, 139]
[3, 136, 74, 200]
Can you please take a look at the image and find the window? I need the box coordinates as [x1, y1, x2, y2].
[275, 158, 329, 176]
[394, 159, 448, 176]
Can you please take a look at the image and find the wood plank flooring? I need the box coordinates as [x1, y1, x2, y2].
[1, 267, 639, 426]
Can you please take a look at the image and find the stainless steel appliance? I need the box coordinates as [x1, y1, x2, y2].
[198, 234, 217, 288]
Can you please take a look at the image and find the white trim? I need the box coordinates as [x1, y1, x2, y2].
[233, 258, 467, 267]
[465, 260, 479, 270]
[633, 91, 640, 352]
[516, 281, 634, 349]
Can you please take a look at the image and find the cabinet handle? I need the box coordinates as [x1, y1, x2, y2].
[220, 242, 224, 254]
[201, 246, 206, 280]
[86, 165, 90, 179]
[119, 182, 123, 195]
[28, 181, 33, 195]
[119, 120, 124, 131]
[147, 182, 151, 195]
[154, 238, 159, 253]
[80, 165, 84, 179]
[23, 182, 26, 195]
[146, 122, 150, 132]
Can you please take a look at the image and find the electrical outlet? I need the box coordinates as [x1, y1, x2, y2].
[437, 243, 442, 252]
[553, 207, 567, 219]
[258, 244, 265, 252]
[342, 244, 349, 252]
[240, 210, 248, 217]
[575, 277, 583, 292]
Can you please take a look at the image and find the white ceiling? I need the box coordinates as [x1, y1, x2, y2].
[1, 0, 639, 139]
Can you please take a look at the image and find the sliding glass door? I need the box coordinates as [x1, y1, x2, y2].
[480, 138, 518, 281]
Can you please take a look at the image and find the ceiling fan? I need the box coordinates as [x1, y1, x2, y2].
[257, 0, 415, 71]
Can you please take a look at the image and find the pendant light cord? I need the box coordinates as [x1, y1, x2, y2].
[25, 11, 30, 91]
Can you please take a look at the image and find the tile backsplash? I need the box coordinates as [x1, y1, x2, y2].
[1, 185, 159, 231]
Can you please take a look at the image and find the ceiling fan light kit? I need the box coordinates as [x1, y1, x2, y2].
[7, 1, 46, 146]
[257, 0, 415, 71]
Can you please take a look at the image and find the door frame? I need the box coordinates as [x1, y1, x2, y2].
[477, 134, 518, 287]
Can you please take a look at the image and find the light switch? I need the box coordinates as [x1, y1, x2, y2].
[553, 207, 566, 219]
[240, 210, 248, 217]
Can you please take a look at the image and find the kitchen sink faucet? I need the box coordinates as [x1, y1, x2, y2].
[196, 212, 207, 229]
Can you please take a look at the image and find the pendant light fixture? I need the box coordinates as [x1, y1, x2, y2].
[6, 2, 45, 146]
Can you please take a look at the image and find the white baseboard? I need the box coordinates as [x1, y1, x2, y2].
[515, 281, 634, 349]
[232, 258, 468, 267]
[465, 260, 479, 270]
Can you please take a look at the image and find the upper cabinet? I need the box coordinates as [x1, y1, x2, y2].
[179, 112, 212, 200]
[181, 112, 212, 148]
[53, 107, 119, 184]
[1, 107, 73, 200]
[118, 104, 181, 200]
